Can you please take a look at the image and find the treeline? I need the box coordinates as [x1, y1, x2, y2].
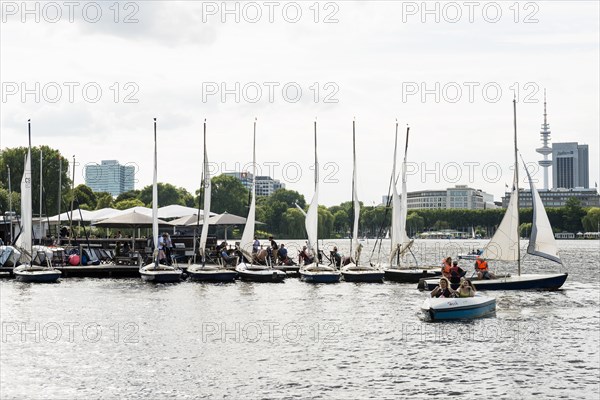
[1, 146, 598, 237]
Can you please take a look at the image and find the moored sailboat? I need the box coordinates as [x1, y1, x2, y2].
[139, 119, 182, 283]
[188, 120, 237, 282]
[420, 100, 567, 291]
[13, 120, 61, 283]
[382, 123, 440, 283]
[299, 121, 341, 284]
[235, 119, 286, 283]
[341, 120, 384, 283]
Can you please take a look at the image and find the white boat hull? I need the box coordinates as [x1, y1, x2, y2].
[421, 294, 496, 321]
[299, 263, 341, 283]
[139, 264, 182, 283]
[235, 263, 286, 282]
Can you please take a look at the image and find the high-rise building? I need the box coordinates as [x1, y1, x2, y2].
[552, 142, 589, 189]
[85, 160, 135, 196]
[536, 91, 552, 190]
[224, 172, 285, 197]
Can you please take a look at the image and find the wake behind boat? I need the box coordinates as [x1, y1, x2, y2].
[421, 293, 496, 321]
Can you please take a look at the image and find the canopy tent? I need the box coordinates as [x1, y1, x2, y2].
[47, 209, 95, 223]
[93, 210, 173, 228]
[157, 205, 208, 219]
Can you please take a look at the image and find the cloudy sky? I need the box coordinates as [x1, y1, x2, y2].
[1, 1, 598, 206]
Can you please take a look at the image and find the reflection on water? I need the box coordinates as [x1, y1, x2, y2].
[1, 240, 598, 399]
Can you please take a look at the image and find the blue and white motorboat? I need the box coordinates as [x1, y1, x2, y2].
[421, 293, 496, 321]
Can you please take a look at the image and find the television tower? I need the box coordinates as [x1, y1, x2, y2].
[536, 90, 552, 190]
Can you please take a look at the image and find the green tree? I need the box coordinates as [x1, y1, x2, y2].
[333, 209, 349, 234]
[67, 184, 97, 209]
[281, 207, 306, 238]
[210, 175, 249, 216]
[563, 197, 586, 232]
[115, 190, 140, 203]
[139, 183, 182, 207]
[582, 207, 600, 232]
[114, 198, 145, 210]
[95, 193, 114, 209]
[406, 212, 425, 236]
[519, 222, 533, 238]
[318, 205, 334, 238]
[1, 146, 70, 217]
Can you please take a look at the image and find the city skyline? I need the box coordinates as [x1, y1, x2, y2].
[1, 2, 598, 206]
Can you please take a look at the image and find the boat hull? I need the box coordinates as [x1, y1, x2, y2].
[188, 264, 237, 282]
[341, 265, 384, 283]
[419, 273, 568, 291]
[235, 263, 286, 283]
[299, 263, 341, 283]
[421, 295, 496, 321]
[384, 268, 441, 283]
[139, 265, 182, 283]
[13, 265, 61, 283]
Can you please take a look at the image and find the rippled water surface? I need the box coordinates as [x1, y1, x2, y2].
[1, 240, 599, 399]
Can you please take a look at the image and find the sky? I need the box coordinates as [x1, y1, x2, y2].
[1, 0, 598, 206]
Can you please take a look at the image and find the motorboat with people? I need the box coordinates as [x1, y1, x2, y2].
[421, 293, 496, 321]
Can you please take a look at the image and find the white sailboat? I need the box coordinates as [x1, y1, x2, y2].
[299, 120, 341, 284]
[421, 101, 567, 291]
[341, 120, 384, 283]
[188, 120, 237, 282]
[13, 120, 61, 283]
[383, 123, 440, 282]
[235, 119, 286, 283]
[139, 118, 182, 283]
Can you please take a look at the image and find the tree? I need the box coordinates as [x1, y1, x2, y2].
[0, 146, 70, 217]
[406, 212, 425, 236]
[254, 188, 306, 234]
[114, 198, 145, 210]
[519, 222, 533, 238]
[563, 197, 586, 232]
[210, 175, 249, 216]
[95, 193, 114, 209]
[318, 205, 334, 238]
[139, 182, 182, 207]
[281, 208, 306, 238]
[115, 190, 140, 203]
[333, 209, 349, 234]
[67, 184, 97, 209]
[582, 207, 600, 232]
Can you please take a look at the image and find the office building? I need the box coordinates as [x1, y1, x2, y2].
[225, 172, 285, 197]
[501, 188, 599, 208]
[85, 160, 135, 196]
[552, 142, 589, 189]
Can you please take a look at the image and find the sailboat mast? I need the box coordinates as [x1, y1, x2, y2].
[314, 119, 319, 257]
[39, 149, 43, 244]
[350, 119, 355, 257]
[68, 155, 75, 247]
[513, 98, 521, 276]
[153, 118, 159, 267]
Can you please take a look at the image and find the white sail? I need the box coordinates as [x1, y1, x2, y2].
[239, 122, 257, 260]
[399, 148, 411, 248]
[198, 131, 211, 259]
[351, 124, 360, 259]
[389, 126, 411, 264]
[305, 122, 319, 257]
[524, 161, 561, 264]
[16, 151, 32, 260]
[152, 120, 159, 262]
[483, 173, 520, 261]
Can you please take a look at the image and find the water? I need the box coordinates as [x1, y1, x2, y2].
[1, 240, 599, 399]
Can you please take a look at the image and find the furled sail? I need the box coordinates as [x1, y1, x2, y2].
[198, 133, 212, 260]
[16, 151, 32, 260]
[239, 123, 257, 261]
[305, 122, 319, 257]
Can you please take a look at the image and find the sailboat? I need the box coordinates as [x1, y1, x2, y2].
[341, 120, 384, 283]
[383, 123, 440, 283]
[298, 121, 341, 284]
[188, 120, 237, 282]
[13, 120, 61, 283]
[235, 119, 286, 283]
[139, 118, 182, 283]
[421, 101, 568, 291]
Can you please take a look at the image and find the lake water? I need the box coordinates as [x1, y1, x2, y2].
[1, 239, 599, 399]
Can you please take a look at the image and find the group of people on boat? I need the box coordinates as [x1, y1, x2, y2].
[441, 255, 496, 282]
[431, 276, 477, 298]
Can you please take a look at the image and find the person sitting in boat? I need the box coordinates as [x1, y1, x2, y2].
[475, 257, 496, 280]
[252, 237, 260, 254]
[449, 260, 466, 285]
[220, 247, 237, 266]
[299, 246, 314, 265]
[430, 277, 456, 298]
[441, 257, 452, 279]
[456, 278, 476, 297]
[277, 244, 289, 265]
[331, 246, 342, 267]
